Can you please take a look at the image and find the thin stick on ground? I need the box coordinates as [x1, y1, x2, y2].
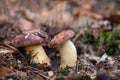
[31, 67, 51, 80]
[3, 43, 29, 65]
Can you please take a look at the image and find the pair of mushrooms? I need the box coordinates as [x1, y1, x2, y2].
[6, 29, 77, 68]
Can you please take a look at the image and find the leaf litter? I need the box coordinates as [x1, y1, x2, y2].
[0, 0, 120, 80]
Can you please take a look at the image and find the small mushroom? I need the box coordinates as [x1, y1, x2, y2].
[49, 30, 77, 68]
[5, 29, 50, 65]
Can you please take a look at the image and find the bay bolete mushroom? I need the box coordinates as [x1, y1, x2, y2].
[49, 30, 77, 68]
[5, 29, 50, 65]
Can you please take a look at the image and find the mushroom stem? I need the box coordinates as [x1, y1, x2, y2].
[59, 40, 77, 68]
[25, 44, 50, 65]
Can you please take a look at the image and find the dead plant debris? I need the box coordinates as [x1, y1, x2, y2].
[0, 0, 120, 80]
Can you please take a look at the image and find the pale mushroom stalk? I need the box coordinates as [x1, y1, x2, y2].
[25, 44, 50, 65]
[59, 40, 77, 68]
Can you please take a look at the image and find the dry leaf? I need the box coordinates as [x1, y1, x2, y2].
[0, 67, 13, 77]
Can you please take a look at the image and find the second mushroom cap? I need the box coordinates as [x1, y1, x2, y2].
[49, 30, 75, 48]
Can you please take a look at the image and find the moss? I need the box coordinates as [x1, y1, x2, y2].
[57, 68, 70, 76]
[10, 61, 18, 68]
[82, 31, 120, 56]
[81, 75, 92, 80]
[55, 73, 66, 80]
[97, 31, 120, 55]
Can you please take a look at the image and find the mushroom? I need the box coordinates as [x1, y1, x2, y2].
[49, 30, 77, 68]
[5, 29, 51, 66]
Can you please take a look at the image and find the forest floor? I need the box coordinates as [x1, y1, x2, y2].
[0, 0, 120, 80]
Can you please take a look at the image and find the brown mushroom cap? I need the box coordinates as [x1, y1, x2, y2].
[5, 29, 48, 47]
[49, 30, 75, 48]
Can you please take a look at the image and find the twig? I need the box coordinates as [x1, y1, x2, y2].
[72, 31, 82, 43]
[2, 43, 29, 65]
[86, 57, 96, 70]
[32, 67, 51, 80]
